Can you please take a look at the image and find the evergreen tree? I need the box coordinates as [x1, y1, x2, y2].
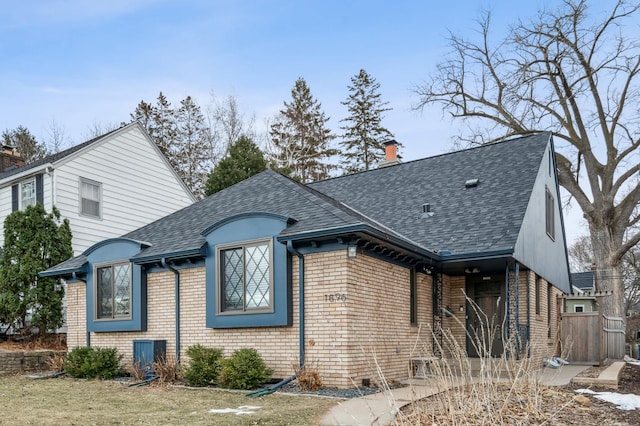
[173, 96, 215, 198]
[131, 93, 214, 198]
[269, 78, 336, 183]
[204, 135, 267, 196]
[1, 126, 49, 163]
[340, 69, 394, 173]
[0, 205, 72, 335]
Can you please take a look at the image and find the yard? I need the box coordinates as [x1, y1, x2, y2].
[0, 375, 337, 425]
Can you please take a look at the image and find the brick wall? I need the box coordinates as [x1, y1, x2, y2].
[66, 281, 86, 350]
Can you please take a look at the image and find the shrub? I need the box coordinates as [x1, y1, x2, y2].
[295, 363, 323, 391]
[183, 344, 223, 387]
[218, 348, 272, 390]
[64, 347, 124, 379]
[153, 355, 180, 384]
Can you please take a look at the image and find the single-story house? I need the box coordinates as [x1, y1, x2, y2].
[43, 132, 571, 387]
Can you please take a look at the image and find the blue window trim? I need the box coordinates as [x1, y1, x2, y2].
[216, 237, 275, 315]
[204, 213, 292, 328]
[84, 239, 148, 332]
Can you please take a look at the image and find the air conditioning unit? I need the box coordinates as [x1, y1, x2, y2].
[133, 340, 166, 372]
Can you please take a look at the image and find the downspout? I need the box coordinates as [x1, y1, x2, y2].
[286, 241, 305, 368]
[161, 258, 181, 362]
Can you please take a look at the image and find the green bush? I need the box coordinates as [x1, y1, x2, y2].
[64, 346, 124, 379]
[183, 344, 223, 387]
[218, 348, 272, 390]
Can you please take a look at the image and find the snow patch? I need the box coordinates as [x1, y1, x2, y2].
[575, 389, 640, 411]
[208, 405, 261, 415]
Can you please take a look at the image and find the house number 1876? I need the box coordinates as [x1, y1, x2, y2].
[324, 293, 347, 302]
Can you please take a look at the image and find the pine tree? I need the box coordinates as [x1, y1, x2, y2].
[0, 205, 72, 335]
[1, 126, 49, 163]
[131, 92, 214, 198]
[174, 96, 215, 198]
[269, 78, 336, 183]
[205, 135, 267, 196]
[340, 69, 393, 173]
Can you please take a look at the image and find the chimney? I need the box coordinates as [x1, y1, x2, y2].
[379, 140, 401, 168]
[0, 146, 25, 173]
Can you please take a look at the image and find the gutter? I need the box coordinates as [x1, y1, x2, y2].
[161, 258, 181, 362]
[286, 241, 305, 368]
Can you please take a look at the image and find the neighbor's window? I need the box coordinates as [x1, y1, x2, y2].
[95, 262, 131, 320]
[218, 239, 272, 313]
[80, 178, 101, 218]
[545, 186, 555, 240]
[574, 305, 585, 313]
[547, 283, 553, 338]
[20, 179, 36, 209]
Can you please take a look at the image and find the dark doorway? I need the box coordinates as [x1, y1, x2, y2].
[466, 275, 506, 357]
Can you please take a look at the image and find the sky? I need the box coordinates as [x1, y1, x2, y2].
[0, 0, 590, 243]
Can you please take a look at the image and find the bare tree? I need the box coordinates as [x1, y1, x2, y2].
[44, 120, 71, 153]
[414, 1, 640, 330]
[570, 235, 640, 313]
[208, 93, 255, 156]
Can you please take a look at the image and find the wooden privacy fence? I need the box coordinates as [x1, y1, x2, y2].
[603, 314, 626, 360]
[561, 312, 599, 364]
[560, 304, 626, 364]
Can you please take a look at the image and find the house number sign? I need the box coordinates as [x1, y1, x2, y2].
[324, 293, 347, 302]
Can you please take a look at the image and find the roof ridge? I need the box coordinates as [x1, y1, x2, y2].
[310, 132, 551, 186]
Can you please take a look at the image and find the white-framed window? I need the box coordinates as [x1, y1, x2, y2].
[80, 178, 101, 218]
[545, 186, 555, 240]
[574, 305, 585, 313]
[20, 179, 36, 209]
[95, 262, 131, 320]
[217, 238, 273, 314]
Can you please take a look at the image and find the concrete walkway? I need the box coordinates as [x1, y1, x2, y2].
[319, 364, 592, 426]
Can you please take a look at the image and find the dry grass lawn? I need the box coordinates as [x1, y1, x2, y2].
[0, 375, 338, 425]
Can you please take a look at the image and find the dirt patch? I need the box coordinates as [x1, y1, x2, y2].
[0, 335, 66, 352]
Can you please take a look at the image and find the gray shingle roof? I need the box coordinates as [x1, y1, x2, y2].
[44, 132, 551, 274]
[125, 169, 393, 262]
[310, 132, 550, 254]
[571, 271, 595, 290]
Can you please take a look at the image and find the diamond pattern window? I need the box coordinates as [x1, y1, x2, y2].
[219, 239, 272, 313]
[96, 262, 131, 320]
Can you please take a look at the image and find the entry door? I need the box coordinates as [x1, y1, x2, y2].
[466, 276, 506, 357]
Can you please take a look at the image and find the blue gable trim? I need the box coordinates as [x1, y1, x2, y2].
[85, 239, 147, 332]
[202, 212, 297, 236]
[205, 213, 291, 328]
[84, 237, 151, 256]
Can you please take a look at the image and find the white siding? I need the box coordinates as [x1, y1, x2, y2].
[53, 125, 193, 255]
[0, 124, 193, 256]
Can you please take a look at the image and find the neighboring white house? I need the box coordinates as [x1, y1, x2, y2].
[0, 122, 196, 255]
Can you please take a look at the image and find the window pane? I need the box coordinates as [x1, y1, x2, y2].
[96, 267, 113, 318]
[222, 248, 243, 311]
[113, 264, 131, 316]
[21, 181, 36, 208]
[81, 180, 101, 217]
[245, 244, 270, 308]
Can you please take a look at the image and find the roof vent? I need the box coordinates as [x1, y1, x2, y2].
[421, 203, 434, 218]
[465, 178, 479, 188]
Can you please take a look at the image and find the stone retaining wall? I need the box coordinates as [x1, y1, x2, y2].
[0, 350, 65, 375]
